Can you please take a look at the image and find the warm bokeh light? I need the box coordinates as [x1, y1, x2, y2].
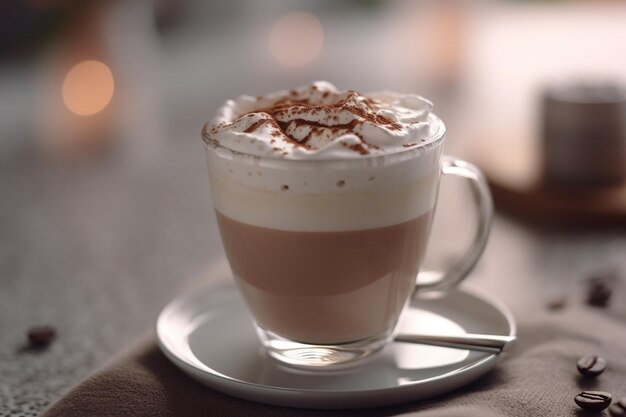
[62, 60, 114, 116]
[269, 11, 324, 68]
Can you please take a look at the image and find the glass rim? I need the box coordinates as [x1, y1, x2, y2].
[201, 114, 446, 167]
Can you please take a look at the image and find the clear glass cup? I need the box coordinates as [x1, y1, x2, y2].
[201, 112, 492, 370]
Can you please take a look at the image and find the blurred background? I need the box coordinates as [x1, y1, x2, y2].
[2, 0, 626, 415]
[3, 0, 625, 161]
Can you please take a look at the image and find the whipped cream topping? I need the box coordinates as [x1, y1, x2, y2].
[207, 81, 442, 159]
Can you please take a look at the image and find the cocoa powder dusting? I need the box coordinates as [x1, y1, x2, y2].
[217, 85, 418, 155]
[345, 103, 401, 131]
[349, 143, 370, 155]
[244, 119, 267, 134]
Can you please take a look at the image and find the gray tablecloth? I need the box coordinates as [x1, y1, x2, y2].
[42, 292, 626, 417]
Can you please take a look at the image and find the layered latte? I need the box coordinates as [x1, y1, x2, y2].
[204, 82, 445, 345]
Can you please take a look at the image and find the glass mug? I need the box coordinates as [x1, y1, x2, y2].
[202, 112, 492, 369]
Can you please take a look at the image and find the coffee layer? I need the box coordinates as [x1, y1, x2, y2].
[217, 211, 433, 344]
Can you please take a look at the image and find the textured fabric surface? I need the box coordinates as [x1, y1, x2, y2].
[42, 303, 626, 417]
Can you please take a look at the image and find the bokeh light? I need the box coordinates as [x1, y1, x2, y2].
[269, 11, 324, 68]
[62, 60, 114, 116]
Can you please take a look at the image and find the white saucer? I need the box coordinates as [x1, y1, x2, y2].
[157, 282, 515, 409]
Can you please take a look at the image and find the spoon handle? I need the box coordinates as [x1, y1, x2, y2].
[394, 333, 516, 353]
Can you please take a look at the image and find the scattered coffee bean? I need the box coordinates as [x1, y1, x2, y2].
[577, 354, 607, 377]
[586, 280, 613, 307]
[27, 325, 57, 348]
[575, 391, 612, 412]
[547, 297, 567, 311]
[609, 397, 626, 417]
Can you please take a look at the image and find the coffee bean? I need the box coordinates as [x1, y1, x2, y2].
[546, 297, 567, 311]
[609, 397, 626, 417]
[586, 280, 613, 307]
[577, 354, 607, 377]
[27, 325, 56, 348]
[575, 391, 612, 412]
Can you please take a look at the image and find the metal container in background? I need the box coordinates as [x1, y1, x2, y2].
[541, 83, 626, 187]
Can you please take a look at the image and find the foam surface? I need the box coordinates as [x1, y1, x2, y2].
[205, 82, 445, 231]
[206, 81, 444, 160]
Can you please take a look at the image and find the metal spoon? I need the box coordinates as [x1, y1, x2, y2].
[394, 333, 516, 353]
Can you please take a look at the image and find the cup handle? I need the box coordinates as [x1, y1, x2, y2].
[414, 156, 494, 296]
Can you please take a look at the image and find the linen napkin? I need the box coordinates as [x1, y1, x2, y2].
[42, 302, 626, 417]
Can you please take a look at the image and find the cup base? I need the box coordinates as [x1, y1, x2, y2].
[255, 325, 390, 370]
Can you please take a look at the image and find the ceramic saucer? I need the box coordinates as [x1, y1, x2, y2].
[157, 282, 515, 409]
